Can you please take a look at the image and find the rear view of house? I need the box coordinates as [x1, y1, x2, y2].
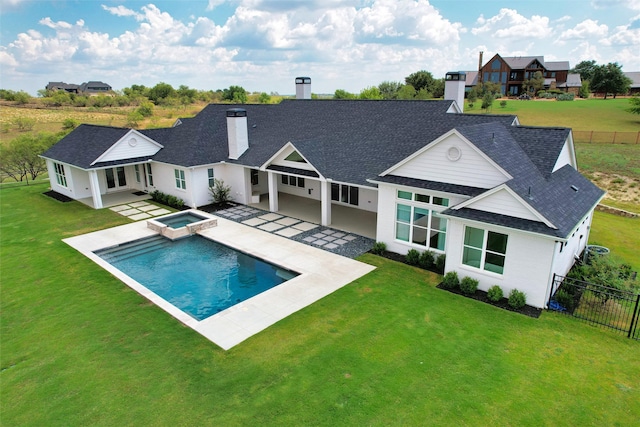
[42, 76, 604, 310]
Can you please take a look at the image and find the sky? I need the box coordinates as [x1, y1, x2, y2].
[0, 0, 639, 96]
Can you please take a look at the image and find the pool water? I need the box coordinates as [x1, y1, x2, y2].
[157, 212, 207, 229]
[96, 235, 299, 320]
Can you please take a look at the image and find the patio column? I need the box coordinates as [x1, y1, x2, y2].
[321, 180, 331, 226]
[267, 170, 278, 212]
[88, 169, 103, 209]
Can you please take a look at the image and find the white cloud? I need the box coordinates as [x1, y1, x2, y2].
[560, 19, 608, 40]
[601, 24, 640, 45]
[101, 4, 144, 21]
[472, 8, 553, 39]
[592, 0, 640, 10]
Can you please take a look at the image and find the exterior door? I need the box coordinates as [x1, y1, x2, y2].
[105, 167, 127, 190]
[144, 163, 154, 191]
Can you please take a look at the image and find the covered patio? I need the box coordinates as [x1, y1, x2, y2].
[250, 192, 377, 239]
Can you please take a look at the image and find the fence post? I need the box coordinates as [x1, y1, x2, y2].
[628, 294, 640, 339]
[636, 131, 639, 145]
[612, 131, 616, 144]
[589, 130, 593, 143]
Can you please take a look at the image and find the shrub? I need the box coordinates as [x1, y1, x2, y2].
[553, 289, 574, 311]
[209, 178, 231, 205]
[435, 254, 446, 274]
[441, 271, 459, 289]
[499, 100, 507, 108]
[62, 118, 79, 130]
[557, 93, 574, 101]
[371, 242, 386, 255]
[405, 249, 420, 266]
[460, 276, 479, 295]
[14, 117, 35, 132]
[487, 285, 503, 302]
[508, 289, 527, 309]
[419, 250, 435, 269]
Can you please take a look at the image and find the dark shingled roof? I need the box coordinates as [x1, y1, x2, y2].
[43, 99, 603, 239]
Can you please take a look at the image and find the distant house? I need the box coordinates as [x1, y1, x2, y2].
[466, 53, 581, 96]
[41, 75, 604, 310]
[624, 72, 640, 95]
[46, 82, 80, 94]
[45, 81, 112, 95]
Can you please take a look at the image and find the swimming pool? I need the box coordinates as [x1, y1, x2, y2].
[96, 235, 299, 321]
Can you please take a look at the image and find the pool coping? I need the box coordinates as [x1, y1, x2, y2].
[63, 210, 376, 350]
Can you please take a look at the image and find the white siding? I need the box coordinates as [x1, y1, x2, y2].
[552, 141, 575, 172]
[552, 212, 593, 278]
[444, 220, 556, 309]
[69, 167, 92, 199]
[465, 188, 542, 222]
[96, 133, 161, 164]
[46, 160, 74, 198]
[391, 134, 509, 188]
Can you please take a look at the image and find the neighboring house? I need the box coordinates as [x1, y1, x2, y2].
[41, 75, 604, 309]
[624, 72, 640, 95]
[45, 81, 112, 95]
[46, 82, 80, 93]
[79, 81, 112, 94]
[467, 53, 581, 96]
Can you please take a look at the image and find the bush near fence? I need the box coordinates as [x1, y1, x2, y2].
[573, 131, 640, 144]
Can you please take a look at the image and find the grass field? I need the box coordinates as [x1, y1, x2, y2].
[467, 97, 640, 132]
[1, 183, 638, 426]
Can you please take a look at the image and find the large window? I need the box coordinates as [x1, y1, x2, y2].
[134, 165, 141, 183]
[175, 169, 186, 190]
[395, 190, 447, 251]
[462, 227, 508, 274]
[54, 162, 67, 187]
[331, 183, 359, 206]
[281, 174, 304, 188]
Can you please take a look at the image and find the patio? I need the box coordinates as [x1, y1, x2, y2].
[78, 190, 151, 209]
[249, 192, 377, 239]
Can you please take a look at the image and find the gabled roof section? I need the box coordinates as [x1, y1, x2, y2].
[508, 126, 571, 178]
[502, 56, 544, 69]
[260, 141, 323, 178]
[41, 124, 132, 169]
[91, 129, 163, 166]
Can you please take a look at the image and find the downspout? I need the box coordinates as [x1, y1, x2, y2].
[189, 167, 197, 208]
[544, 241, 562, 309]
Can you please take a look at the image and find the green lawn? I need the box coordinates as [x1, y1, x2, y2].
[467, 98, 640, 132]
[1, 183, 639, 426]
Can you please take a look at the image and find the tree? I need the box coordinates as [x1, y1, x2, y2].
[481, 92, 494, 112]
[0, 132, 58, 183]
[176, 85, 197, 103]
[148, 82, 176, 104]
[258, 92, 271, 104]
[579, 80, 590, 99]
[468, 81, 501, 101]
[628, 96, 640, 115]
[522, 71, 545, 96]
[405, 70, 437, 93]
[590, 63, 632, 99]
[333, 89, 356, 99]
[358, 86, 383, 100]
[396, 84, 416, 100]
[571, 60, 597, 82]
[222, 85, 247, 103]
[378, 81, 402, 100]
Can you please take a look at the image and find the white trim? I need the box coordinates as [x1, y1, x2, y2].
[439, 213, 562, 242]
[259, 141, 325, 179]
[90, 130, 163, 166]
[379, 128, 513, 181]
[452, 183, 557, 229]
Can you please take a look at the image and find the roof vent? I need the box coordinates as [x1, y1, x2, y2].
[571, 185, 579, 192]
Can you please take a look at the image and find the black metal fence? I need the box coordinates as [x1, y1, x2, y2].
[548, 274, 640, 340]
[573, 131, 640, 144]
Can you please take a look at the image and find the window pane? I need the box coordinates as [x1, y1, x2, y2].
[396, 204, 411, 223]
[331, 183, 339, 201]
[349, 186, 359, 206]
[487, 232, 508, 254]
[431, 213, 447, 232]
[117, 167, 126, 186]
[298, 177, 305, 188]
[398, 190, 412, 200]
[464, 227, 484, 248]
[281, 175, 287, 185]
[415, 193, 430, 203]
[341, 185, 348, 203]
[175, 169, 180, 179]
[208, 168, 214, 178]
[412, 226, 427, 246]
[429, 231, 446, 251]
[106, 168, 115, 189]
[462, 247, 482, 268]
[484, 253, 505, 274]
[396, 222, 410, 241]
[413, 207, 429, 227]
[433, 197, 449, 207]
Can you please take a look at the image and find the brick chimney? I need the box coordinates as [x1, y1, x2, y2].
[226, 108, 248, 160]
[295, 77, 311, 99]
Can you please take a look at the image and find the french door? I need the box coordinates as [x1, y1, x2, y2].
[105, 167, 127, 190]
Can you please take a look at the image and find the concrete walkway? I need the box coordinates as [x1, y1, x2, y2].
[109, 201, 171, 221]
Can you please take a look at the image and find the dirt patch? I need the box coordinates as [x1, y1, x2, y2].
[587, 172, 640, 209]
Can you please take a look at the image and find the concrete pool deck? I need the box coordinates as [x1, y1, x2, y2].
[63, 211, 376, 350]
